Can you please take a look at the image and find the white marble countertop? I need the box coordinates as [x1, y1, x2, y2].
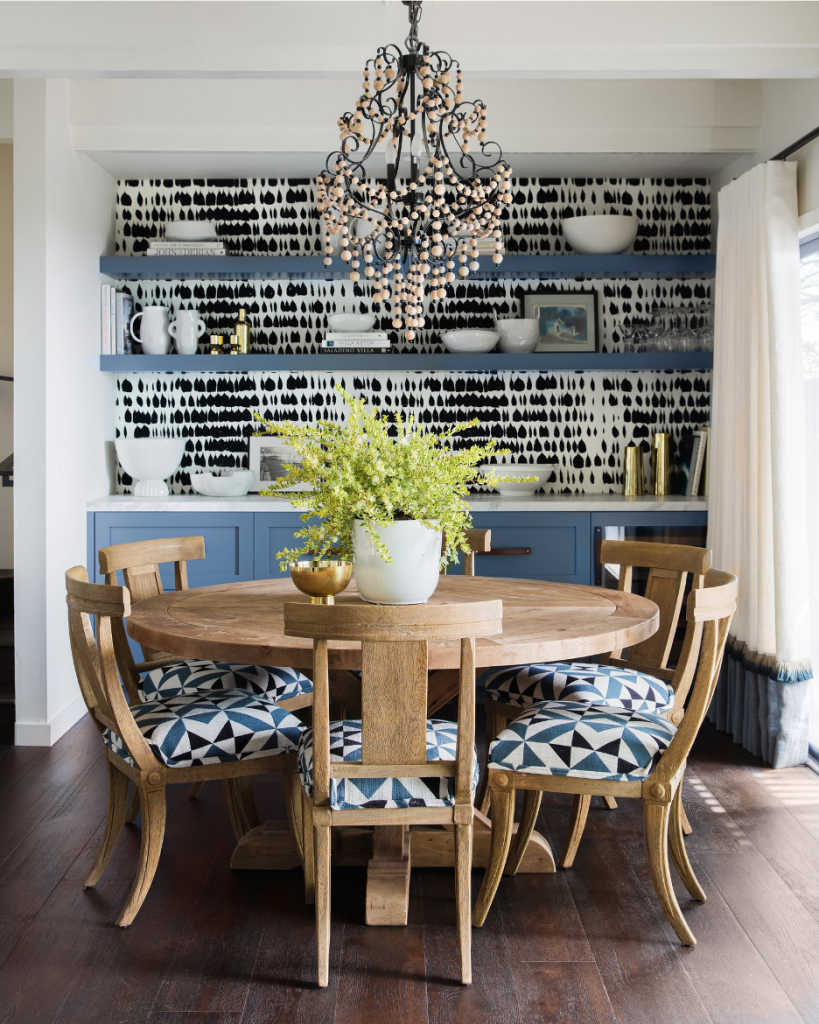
[88, 493, 707, 513]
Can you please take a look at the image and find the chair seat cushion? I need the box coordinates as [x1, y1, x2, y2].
[482, 661, 673, 713]
[489, 700, 677, 782]
[297, 718, 479, 811]
[139, 659, 313, 705]
[103, 689, 304, 769]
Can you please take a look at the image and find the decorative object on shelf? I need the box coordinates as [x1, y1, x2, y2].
[686, 428, 708, 497]
[289, 559, 353, 605]
[228, 334, 241, 356]
[234, 308, 251, 354]
[322, 332, 391, 352]
[146, 241, 227, 257]
[441, 329, 499, 353]
[252, 386, 511, 603]
[494, 318, 538, 354]
[164, 221, 217, 242]
[129, 305, 171, 356]
[327, 313, 377, 333]
[190, 469, 254, 497]
[562, 214, 638, 255]
[316, 0, 512, 338]
[478, 463, 552, 497]
[248, 435, 308, 494]
[622, 445, 645, 497]
[168, 310, 207, 356]
[115, 437, 186, 497]
[651, 433, 671, 496]
[209, 334, 226, 355]
[524, 290, 598, 354]
[621, 302, 714, 354]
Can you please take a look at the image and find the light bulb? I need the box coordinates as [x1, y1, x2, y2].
[385, 138, 397, 168]
[410, 133, 425, 160]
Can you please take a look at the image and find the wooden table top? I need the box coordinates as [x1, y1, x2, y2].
[126, 576, 659, 671]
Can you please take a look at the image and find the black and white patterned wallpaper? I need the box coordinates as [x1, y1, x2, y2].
[112, 177, 713, 495]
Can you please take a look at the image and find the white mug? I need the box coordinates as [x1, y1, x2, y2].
[130, 306, 171, 356]
[168, 310, 207, 356]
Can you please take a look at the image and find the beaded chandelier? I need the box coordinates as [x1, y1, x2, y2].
[316, 0, 513, 339]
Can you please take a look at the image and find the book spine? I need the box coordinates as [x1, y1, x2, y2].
[122, 293, 134, 354]
[322, 341, 391, 350]
[146, 247, 227, 257]
[324, 333, 389, 342]
[114, 291, 123, 355]
[687, 435, 705, 497]
[319, 347, 392, 354]
[101, 286, 112, 355]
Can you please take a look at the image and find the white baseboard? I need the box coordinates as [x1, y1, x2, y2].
[14, 693, 87, 746]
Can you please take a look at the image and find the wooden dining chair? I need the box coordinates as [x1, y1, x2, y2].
[66, 566, 305, 926]
[283, 595, 503, 987]
[473, 568, 736, 946]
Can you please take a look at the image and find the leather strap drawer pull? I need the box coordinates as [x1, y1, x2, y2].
[478, 548, 532, 556]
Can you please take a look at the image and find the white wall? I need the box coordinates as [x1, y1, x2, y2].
[0, 143, 13, 569]
[13, 79, 115, 745]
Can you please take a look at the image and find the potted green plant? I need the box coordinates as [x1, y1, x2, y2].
[253, 387, 517, 604]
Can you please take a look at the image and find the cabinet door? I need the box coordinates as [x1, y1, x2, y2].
[254, 513, 321, 581]
[452, 513, 592, 585]
[91, 512, 255, 589]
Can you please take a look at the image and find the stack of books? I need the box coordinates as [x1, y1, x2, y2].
[145, 240, 227, 257]
[321, 332, 391, 354]
[100, 285, 134, 354]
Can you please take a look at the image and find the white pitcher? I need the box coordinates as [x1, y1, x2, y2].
[168, 310, 207, 355]
[130, 306, 171, 356]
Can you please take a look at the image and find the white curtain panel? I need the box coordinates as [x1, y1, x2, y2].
[708, 160, 813, 767]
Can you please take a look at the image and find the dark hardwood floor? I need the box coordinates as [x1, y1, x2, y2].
[1, 716, 818, 1024]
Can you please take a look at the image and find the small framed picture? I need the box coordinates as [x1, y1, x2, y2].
[524, 290, 598, 353]
[248, 435, 308, 493]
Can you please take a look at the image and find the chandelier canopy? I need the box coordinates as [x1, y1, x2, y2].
[317, 0, 513, 339]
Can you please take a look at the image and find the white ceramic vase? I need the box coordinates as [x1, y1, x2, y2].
[353, 519, 442, 605]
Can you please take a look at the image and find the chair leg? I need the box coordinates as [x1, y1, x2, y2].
[603, 796, 618, 810]
[124, 782, 141, 823]
[505, 789, 542, 876]
[85, 758, 130, 888]
[117, 785, 167, 927]
[472, 784, 515, 927]
[668, 785, 706, 901]
[222, 776, 261, 842]
[679, 796, 693, 836]
[644, 800, 696, 946]
[454, 822, 473, 985]
[284, 771, 304, 866]
[478, 702, 510, 816]
[302, 792, 315, 905]
[560, 794, 591, 869]
[314, 823, 331, 988]
[188, 782, 204, 799]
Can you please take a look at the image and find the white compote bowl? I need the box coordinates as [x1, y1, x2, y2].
[115, 438, 187, 496]
[562, 214, 638, 255]
[441, 330, 499, 353]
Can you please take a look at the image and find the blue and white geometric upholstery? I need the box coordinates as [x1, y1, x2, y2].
[482, 662, 673, 714]
[488, 700, 677, 782]
[139, 659, 313, 705]
[297, 718, 479, 810]
[103, 689, 304, 769]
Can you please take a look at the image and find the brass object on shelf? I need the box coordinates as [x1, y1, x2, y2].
[289, 560, 353, 605]
[622, 446, 645, 497]
[234, 308, 251, 354]
[651, 432, 671, 495]
[229, 334, 240, 355]
[209, 335, 225, 355]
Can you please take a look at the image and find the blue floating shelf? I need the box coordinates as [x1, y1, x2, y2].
[99, 352, 713, 373]
[99, 253, 715, 280]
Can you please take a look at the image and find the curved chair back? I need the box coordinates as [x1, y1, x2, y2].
[284, 598, 502, 813]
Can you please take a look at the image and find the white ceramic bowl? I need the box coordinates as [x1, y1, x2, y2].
[190, 470, 254, 497]
[327, 313, 376, 333]
[441, 330, 499, 353]
[115, 438, 187, 497]
[495, 319, 539, 353]
[479, 463, 557, 496]
[562, 214, 638, 255]
[164, 221, 217, 242]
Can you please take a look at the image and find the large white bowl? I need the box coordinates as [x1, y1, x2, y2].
[164, 221, 217, 242]
[115, 438, 187, 496]
[495, 319, 539, 354]
[479, 463, 557, 496]
[328, 313, 376, 333]
[441, 330, 499, 353]
[190, 470, 254, 497]
[562, 214, 638, 255]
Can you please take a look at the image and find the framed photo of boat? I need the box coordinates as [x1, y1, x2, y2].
[524, 289, 598, 353]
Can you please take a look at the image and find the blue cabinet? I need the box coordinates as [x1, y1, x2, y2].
[254, 512, 314, 581]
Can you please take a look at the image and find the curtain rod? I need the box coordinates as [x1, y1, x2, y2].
[773, 125, 819, 162]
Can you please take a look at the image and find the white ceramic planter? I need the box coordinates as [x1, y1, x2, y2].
[353, 519, 442, 605]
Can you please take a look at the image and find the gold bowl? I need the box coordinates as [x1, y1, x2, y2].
[289, 560, 353, 605]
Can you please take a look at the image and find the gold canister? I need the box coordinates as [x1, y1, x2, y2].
[209, 334, 225, 355]
[623, 446, 645, 496]
[234, 308, 251, 354]
[651, 432, 671, 495]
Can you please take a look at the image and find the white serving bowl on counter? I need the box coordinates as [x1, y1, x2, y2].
[495, 319, 539, 353]
[164, 221, 217, 242]
[115, 438, 187, 497]
[562, 214, 638, 255]
[479, 463, 557, 496]
[190, 470, 254, 497]
[441, 330, 499, 353]
[327, 313, 376, 333]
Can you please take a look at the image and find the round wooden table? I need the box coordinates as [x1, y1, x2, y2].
[128, 576, 659, 924]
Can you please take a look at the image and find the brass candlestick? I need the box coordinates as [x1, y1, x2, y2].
[623, 446, 645, 496]
[651, 433, 671, 495]
[289, 560, 353, 605]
